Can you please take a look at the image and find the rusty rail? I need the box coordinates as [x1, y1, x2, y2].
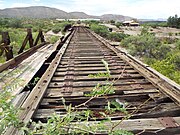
[5, 26, 180, 134]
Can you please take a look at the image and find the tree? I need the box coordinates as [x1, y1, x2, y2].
[7, 19, 22, 28]
[167, 14, 180, 28]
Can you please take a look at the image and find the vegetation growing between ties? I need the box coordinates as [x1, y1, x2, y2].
[1, 16, 180, 134]
[0, 60, 134, 134]
[26, 59, 132, 134]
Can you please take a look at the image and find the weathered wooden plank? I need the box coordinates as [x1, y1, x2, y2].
[56, 66, 133, 71]
[0, 44, 54, 96]
[74, 117, 180, 132]
[4, 30, 75, 135]
[60, 60, 125, 65]
[124, 89, 159, 94]
[49, 78, 150, 88]
[91, 30, 180, 106]
[46, 84, 157, 97]
[58, 63, 128, 68]
[0, 42, 47, 73]
[52, 74, 143, 82]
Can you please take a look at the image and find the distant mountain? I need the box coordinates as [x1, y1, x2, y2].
[69, 12, 97, 19]
[0, 6, 71, 18]
[100, 14, 133, 22]
[0, 6, 134, 22]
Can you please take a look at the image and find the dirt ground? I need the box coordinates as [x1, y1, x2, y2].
[120, 26, 180, 38]
[102, 23, 180, 38]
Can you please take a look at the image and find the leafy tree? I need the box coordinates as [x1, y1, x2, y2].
[7, 19, 23, 28]
[167, 14, 180, 28]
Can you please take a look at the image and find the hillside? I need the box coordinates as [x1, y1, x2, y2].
[69, 12, 95, 19]
[100, 14, 132, 22]
[0, 6, 71, 18]
[0, 6, 134, 21]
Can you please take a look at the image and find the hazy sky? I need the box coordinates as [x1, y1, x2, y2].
[0, 0, 179, 19]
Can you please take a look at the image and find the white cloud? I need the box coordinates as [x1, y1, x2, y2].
[53, 0, 180, 19]
[122, 0, 180, 19]
[3, 0, 180, 19]
[0, 0, 4, 9]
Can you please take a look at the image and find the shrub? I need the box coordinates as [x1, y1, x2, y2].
[115, 22, 122, 28]
[90, 24, 109, 37]
[49, 36, 59, 44]
[52, 26, 61, 34]
[151, 57, 180, 84]
[176, 39, 180, 50]
[108, 32, 128, 42]
[7, 19, 23, 28]
[121, 32, 164, 59]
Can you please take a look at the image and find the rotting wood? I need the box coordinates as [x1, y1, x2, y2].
[34, 29, 45, 46]
[18, 28, 34, 54]
[0, 42, 47, 72]
[4, 28, 76, 135]
[4, 26, 180, 134]
[1, 32, 13, 60]
[90, 29, 180, 106]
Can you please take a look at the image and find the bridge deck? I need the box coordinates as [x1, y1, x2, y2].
[2, 27, 180, 134]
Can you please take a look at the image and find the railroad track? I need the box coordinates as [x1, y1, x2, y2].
[6, 26, 180, 134]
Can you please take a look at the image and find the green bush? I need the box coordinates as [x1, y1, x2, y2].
[33, 27, 38, 32]
[115, 22, 122, 28]
[49, 36, 59, 44]
[176, 39, 180, 50]
[90, 23, 128, 42]
[120, 27, 180, 84]
[151, 57, 180, 84]
[108, 32, 128, 42]
[52, 26, 61, 34]
[121, 32, 164, 59]
[51, 21, 72, 34]
[23, 24, 33, 28]
[90, 24, 109, 37]
[141, 22, 167, 28]
[7, 19, 23, 28]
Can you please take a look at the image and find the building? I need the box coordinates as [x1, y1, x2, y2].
[123, 20, 139, 26]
